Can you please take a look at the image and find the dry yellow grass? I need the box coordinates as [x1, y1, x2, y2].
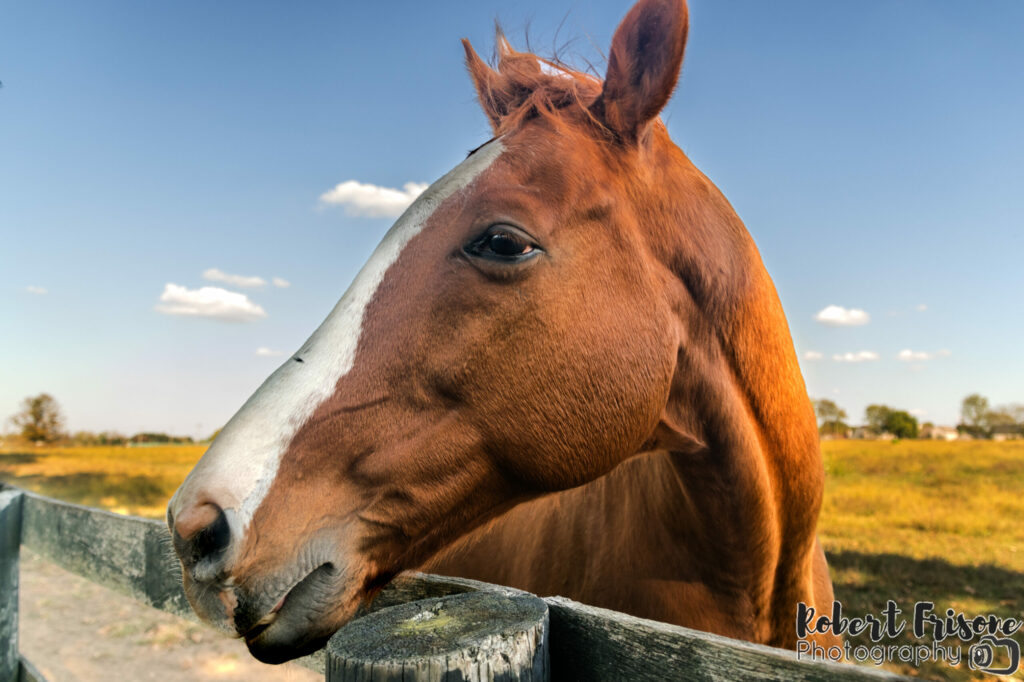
[0, 443, 206, 518]
[820, 439, 1024, 680]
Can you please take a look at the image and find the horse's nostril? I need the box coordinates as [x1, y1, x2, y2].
[174, 502, 220, 541]
[194, 508, 231, 557]
[173, 502, 231, 569]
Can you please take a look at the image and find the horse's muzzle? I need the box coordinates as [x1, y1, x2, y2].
[168, 503, 365, 663]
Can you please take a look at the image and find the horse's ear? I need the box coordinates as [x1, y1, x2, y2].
[463, 37, 512, 133]
[591, 0, 688, 142]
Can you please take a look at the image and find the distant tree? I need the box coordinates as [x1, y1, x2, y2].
[986, 405, 1024, 437]
[987, 408, 1017, 428]
[814, 399, 849, 437]
[127, 431, 194, 444]
[814, 399, 844, 424]
[862, 404, 919, 438]
[71, 430, 97, 445]
[864, 404, 893, 435]
[9, 393, 65, 443]
[960, 394, 991, 438]
[883, 410, 919, 439]
[97, 431, 127, 446]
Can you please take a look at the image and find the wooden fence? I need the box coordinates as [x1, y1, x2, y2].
[0, 484, 903, 681]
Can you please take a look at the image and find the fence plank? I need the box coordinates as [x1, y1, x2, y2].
[545, 597, 904, 681]
[19, 490, 191, 619]
[1, 488, 24, 682]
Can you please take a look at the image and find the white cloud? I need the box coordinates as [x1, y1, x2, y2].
[814, 305, 870, 327]
[255, 347, 285, 357]
[910, 408, 927, 417]
[25, 285, 48, 295]
[272, 276, 290, 288]
[803, 351, 824, 361]
[156, 283, 267, 322]
[203, 268, 266, 289]
[897, 349, 952, 362]
[319, 180, 428, 218]
[832, 350, 879, 363]
[915, 303, 928, 312]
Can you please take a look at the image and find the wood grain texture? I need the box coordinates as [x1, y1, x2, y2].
[545, 597, 905, 681]
[327, 591, 549, 682]
[1, 488, 24, 682]
[19, 489, 190, 619]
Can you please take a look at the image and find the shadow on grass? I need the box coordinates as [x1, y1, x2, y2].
[0, 472, 175, 509]
[827, 550, 1023, 680]
[0, 452, 40, 465]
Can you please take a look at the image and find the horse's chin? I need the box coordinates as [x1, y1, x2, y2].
[244, 618, 337, 665]
[240, 561, 367, 664]
[181, 544, 371, 664]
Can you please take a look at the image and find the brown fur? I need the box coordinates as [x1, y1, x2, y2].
[176, 0, 838, 659]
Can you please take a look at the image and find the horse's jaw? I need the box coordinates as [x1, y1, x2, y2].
[179, 527, 374, 664]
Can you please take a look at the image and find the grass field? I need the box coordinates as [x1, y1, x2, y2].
[0, 443, 206, 518]
[819, 440, 1024, 680]
[2, 439, 1022, 680]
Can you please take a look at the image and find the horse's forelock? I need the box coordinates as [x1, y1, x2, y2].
[464, 31, 605, 136]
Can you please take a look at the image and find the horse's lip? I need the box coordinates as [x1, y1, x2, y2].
[242, 561, 349, 664]
[240, 562, 334, 641]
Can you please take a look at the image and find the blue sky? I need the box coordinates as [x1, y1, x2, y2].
[2, 0, 1022, 436]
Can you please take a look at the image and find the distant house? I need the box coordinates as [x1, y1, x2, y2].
[992, 424, 1022, 442]
[850, 427, 871, 440]
[850, 427, 895, 440]
[920, 424, 959, 441]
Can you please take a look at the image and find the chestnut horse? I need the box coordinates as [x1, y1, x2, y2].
[169, 0, 837, 663]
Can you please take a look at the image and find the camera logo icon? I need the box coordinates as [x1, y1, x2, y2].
[968, 635, 1020, 676]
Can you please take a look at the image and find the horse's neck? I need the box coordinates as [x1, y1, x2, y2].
[631, 148, 825, 637]
[668, 229, 824, 643]
[421, 440, 785, 640]
[725, 274, 825, 644]
[655, 142, 824, 563]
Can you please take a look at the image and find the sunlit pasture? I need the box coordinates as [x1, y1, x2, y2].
[0, 443, 206, 518]
[819, 439, 1024, 680]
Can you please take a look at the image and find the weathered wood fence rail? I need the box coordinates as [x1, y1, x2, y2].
[0, 485, 903, 681]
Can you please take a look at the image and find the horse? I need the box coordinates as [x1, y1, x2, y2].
[168, 0, 838, 664]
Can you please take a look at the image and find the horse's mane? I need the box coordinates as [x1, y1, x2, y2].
[464, 31, 606, 135]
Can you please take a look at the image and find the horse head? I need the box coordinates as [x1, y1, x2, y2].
[169, 0, 824, 662]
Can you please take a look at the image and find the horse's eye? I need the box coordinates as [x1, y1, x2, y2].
[465, 225, 540, 262]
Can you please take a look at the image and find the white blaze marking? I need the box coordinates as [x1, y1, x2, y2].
[170, 140, 505, 533]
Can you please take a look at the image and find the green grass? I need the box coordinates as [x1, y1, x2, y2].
[2, 440, 1022, 679]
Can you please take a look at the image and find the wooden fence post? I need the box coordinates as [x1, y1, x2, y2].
[326, 591, 549, 682]
[0, 487, 25, 682]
